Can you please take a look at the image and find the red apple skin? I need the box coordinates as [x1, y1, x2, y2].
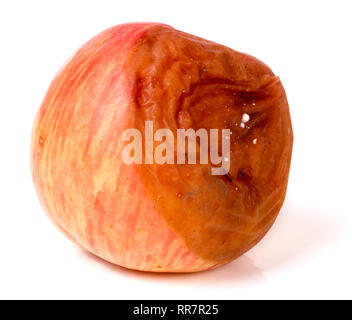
[31, 23, 218, 272]
[31, 23, 293, 272]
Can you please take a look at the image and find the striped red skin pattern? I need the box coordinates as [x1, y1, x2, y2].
[31, 23, 217, 272]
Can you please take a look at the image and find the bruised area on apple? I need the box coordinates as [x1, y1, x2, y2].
[31, 23, 293, 272]
[128, 26, 293, 264]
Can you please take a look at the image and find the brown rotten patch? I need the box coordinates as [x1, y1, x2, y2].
[128, 25, 293, 264]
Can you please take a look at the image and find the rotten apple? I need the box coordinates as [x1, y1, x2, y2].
[31, 22, 293, 272]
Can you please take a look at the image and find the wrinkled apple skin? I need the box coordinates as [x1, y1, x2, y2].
[31, 23, 293, 272]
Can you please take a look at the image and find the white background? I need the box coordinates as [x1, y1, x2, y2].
[0, 0, 351, 299]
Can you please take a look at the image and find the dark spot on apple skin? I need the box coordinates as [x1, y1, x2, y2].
[237, 167, 252, 183]
[224, 173, 233, 182]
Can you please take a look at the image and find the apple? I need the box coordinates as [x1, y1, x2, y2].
[31, 22, 293, 272]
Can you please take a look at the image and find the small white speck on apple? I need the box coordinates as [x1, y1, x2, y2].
[253, 138, 257, 144]
[240, 122, 245, 128]
[241, 113, 250, 123]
